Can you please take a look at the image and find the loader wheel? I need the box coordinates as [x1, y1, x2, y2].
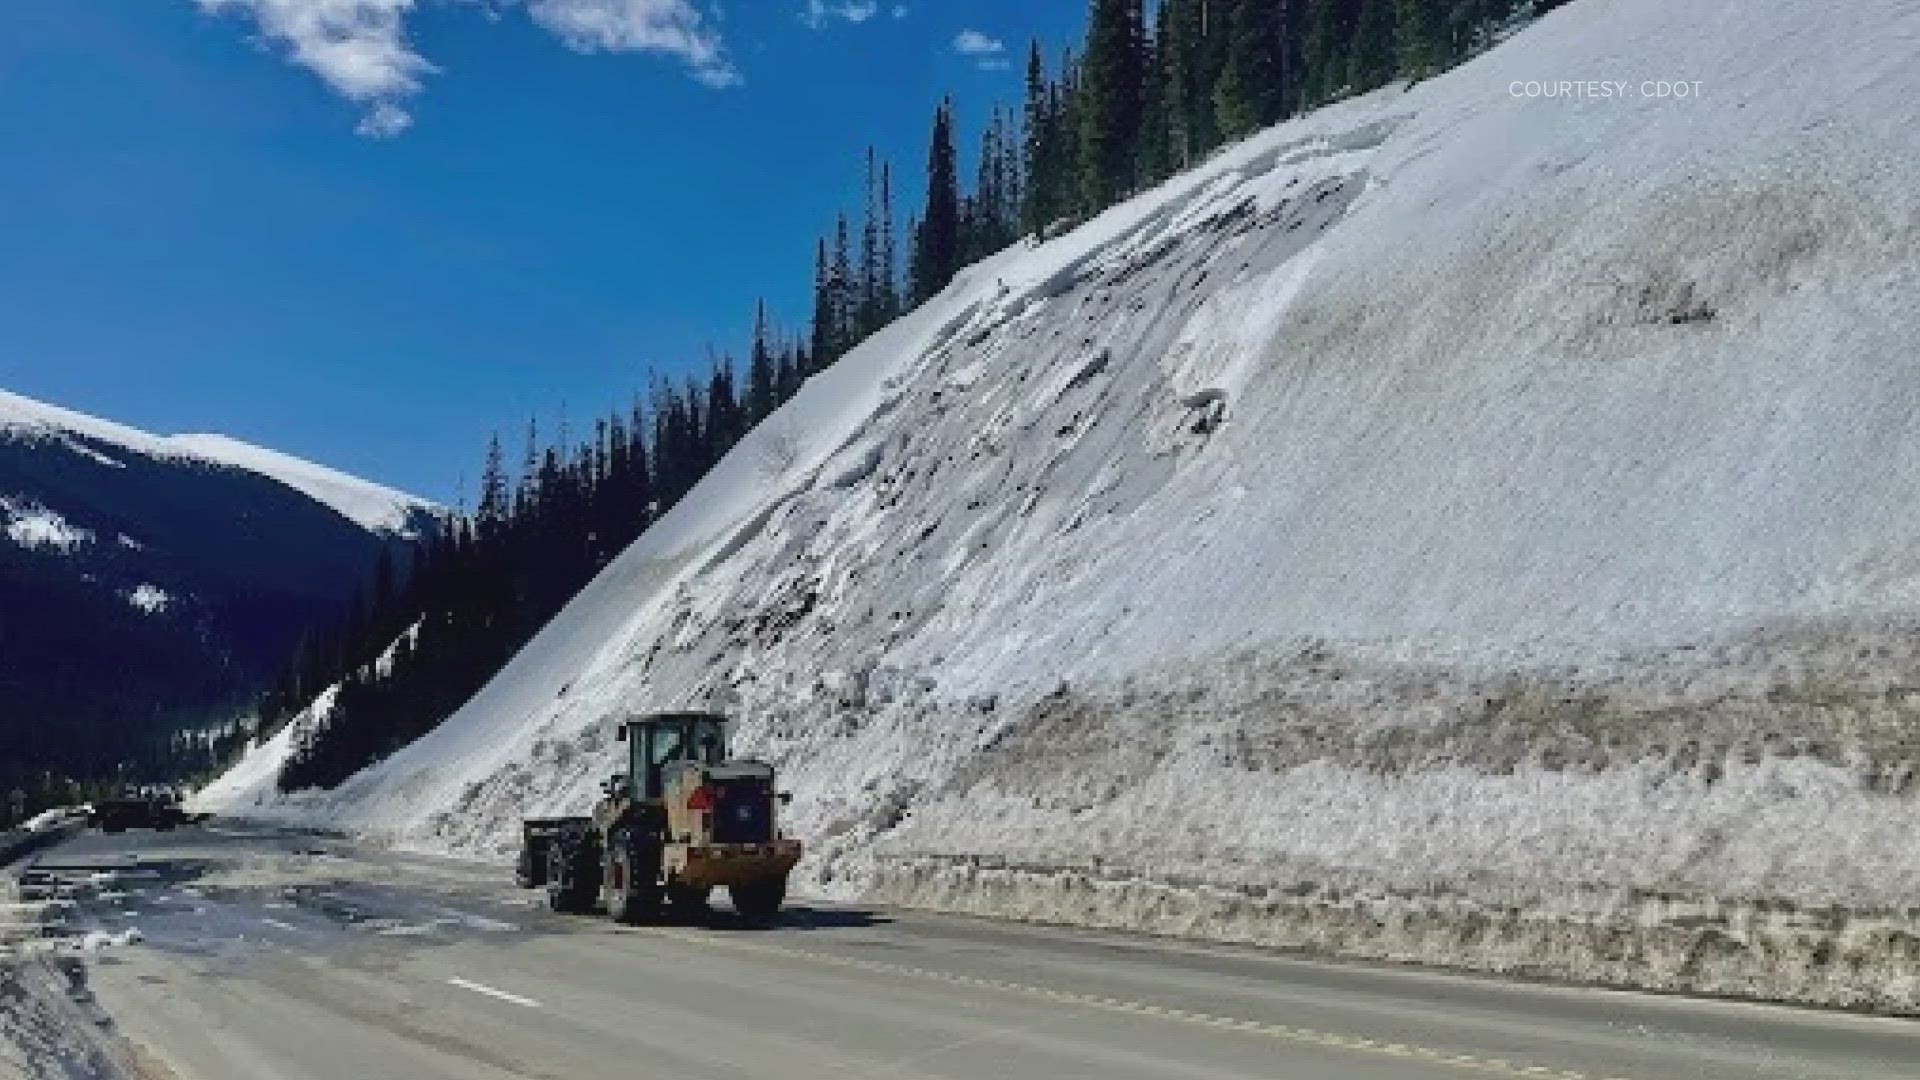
[604, 829, 662, 925]
[729, 879, 786, 924]
[666, 884, 711, 915]
[546, 838, 599, 914]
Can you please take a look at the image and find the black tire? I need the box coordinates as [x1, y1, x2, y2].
[604, 829, 661, 925]
[666, 883, 711, 915]
[546, 836, 599, 914]
[729, 878, 786, 924]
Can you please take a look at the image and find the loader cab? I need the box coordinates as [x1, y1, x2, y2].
[617, 713, 729, 801]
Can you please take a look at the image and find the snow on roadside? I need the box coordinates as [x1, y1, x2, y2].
[206, 0, 1920, 1011]
[0, 958, 152, 1080]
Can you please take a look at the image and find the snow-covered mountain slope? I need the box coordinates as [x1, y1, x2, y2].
[0, 390, 438, 779]
[209, 0, 1920, 1010]
[0, 391, 438, 536]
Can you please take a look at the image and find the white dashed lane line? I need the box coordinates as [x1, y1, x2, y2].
[627, 928, 1634, 1080]
[446, 976, 542, 1009]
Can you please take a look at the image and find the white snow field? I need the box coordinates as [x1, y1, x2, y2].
[0, 390, 437, 535]
[206, 0, 1920, 1009]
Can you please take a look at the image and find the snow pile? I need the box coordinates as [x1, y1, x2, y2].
[0, 390, 439, 536]
[1, 497, 93, 553]
[0, 959, 147, 1080]
[75, 929, 142, 952]
[208, 0, 1920, 1010]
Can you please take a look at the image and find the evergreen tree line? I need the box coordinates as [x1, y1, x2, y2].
[903, 0, 1549, 308]
[273, 308, 816, 792]
[1, 725, 240, 828]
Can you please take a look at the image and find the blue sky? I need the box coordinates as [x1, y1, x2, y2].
[0, 1, 1085, 504]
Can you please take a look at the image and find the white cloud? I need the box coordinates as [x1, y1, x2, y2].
[355, 100, 413, 137]
[802, 1, 879, 28]
[892, 5, 908, 17]
[197, 0, 434, 134]
[953, 28, 1007, 70]
[952, 29, 1003, 56]
[194, 0, 738, 136]
[529, 0, 738, 87]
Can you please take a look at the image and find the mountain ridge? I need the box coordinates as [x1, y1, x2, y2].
[0, 389, 440, 536]
[0, 388, 437, 787]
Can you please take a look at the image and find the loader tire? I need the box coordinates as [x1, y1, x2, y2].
[729, 878, 786, 925]
[666, 884, 711, 915]
[604, 828, 661, 925]
[546, 836, 599, 914]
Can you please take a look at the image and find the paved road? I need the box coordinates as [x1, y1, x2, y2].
[17, 825, 1920, 1080]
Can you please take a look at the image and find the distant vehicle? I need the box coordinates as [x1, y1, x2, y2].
[89, 796, 185, 833]
[519, 712, 801, 923]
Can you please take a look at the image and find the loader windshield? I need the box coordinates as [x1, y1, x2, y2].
[629, 715, 728, 798]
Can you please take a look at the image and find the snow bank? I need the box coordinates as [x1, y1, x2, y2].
[0, 390, 438, 536]
[207, 0, 1920, 1010]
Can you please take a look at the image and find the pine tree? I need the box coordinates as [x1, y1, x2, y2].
[975, 109, 1011, 257]
[859, 146, 882, 336]
[515, 416, 540, 519]
[1188, 0, 1230, 153]
[1021, 40, 1053, 236]
[831, 213, 855, 355]
[810, 237, 835, 366]
[878, 162, 900, 320]
[476, 433, 510, 537]
[1159, 0, 1199, 168]
[915, 98, 961, 301]
[1349, 0, 1397, 91]
[1303, 0, 1361, 103]
[1137, 3, 1172, 183]
[1214, 0, 1288, 141]
[1078, 0, 1148, 211]
[998, 115, 1023, 241]
[1058, 47, 1087, 202]
[904, 212, 925, 302]
[704, 357, 742, 460]
[775, 342, 801, 402]
[1394, 0, 1445, 79]
[746, 300, 777, 422]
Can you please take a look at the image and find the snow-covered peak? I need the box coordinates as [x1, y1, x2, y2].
[0, 389, 439, 536]
[167, 433, 435, 537]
